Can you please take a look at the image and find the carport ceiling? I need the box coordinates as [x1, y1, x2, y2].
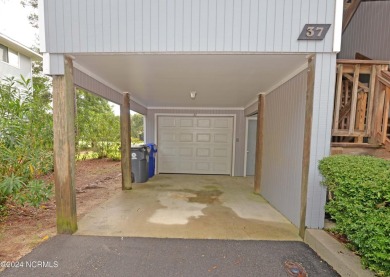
[74, 54, 307, 108]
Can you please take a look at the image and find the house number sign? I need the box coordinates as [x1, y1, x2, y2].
[298, 24, 331, 40]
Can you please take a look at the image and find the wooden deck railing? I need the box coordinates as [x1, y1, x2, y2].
[373, 70, 390, 150]
[332, 60, 390, 145]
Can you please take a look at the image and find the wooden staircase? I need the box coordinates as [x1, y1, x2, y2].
[332, 59, 390, 155]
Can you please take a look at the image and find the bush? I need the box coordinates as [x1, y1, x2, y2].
[319, 155, 390, 276]
[0, 76, 53, 211]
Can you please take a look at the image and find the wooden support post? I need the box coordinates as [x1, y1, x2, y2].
[354, 91, 367, 143]
[348, 64, 360, 135]
[367, 65, 377, 140]
[254, 94, 265, 194]
[381, 88, 390, 144]
[299, 55, 315, 238]
[120, 92, 132, 190]
[371, 66, 383, 141]
[52, 56, 77, 234]
[375, 83, 386, 143]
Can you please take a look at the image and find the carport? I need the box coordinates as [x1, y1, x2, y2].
[39, 0, 342, 239]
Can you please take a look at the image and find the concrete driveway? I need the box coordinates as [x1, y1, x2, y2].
[76, 174, 300, 241]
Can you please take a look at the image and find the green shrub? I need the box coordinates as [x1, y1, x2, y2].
[0, 76, 53, 212]
[319, 155, 390, 276]
[17, 180, 53, 208]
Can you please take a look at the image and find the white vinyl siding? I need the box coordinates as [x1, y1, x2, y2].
[40, 0, 336, 54]
[306, 53, 337, 228]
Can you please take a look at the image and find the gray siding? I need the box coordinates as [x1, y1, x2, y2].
[74, 68, 147, 114]
[40, 0, 336, 54]
[260, 53, 336, 229]
[306, 53, 336, 228]
[146, 108, 245, 176]
[261, 70, 306, 227]
[0, 53, 32, 80]
[340, 1, 390, 60]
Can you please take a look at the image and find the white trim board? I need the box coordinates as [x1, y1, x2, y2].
[333, 0, 344, 52]
[148, 107, 245, 111]
[154, 113, 237, 176]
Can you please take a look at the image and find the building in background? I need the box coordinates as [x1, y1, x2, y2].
[0, 33, 42, 80]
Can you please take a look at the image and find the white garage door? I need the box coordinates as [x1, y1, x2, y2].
[157, 116, 234, 175]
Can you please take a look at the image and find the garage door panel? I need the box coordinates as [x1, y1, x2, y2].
[160, 133, 175, 142]
[214, 133, 229, 143]
[214, 118, 230, 128]
[195, 162, 211, 171]
[214, 148, 228, 157]
[179, 133, 193, 142]
[197, 118, 211, 128]
[213, 162, 228, 172]
[179, 147, 193, 157]
[160, 117, 176, 127]
[196, 133, 211, 142]
[159, 147, 177, 156]
[158, 116, 233, 175]
[180, 118, 194, 127]
[196, 148, 211, 157]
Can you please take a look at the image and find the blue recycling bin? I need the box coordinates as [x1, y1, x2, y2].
[146, 143, 157, 178]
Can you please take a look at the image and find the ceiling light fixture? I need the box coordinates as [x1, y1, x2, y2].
[190, 91, 197, 100]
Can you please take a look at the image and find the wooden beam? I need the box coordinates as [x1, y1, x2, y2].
[52, 56, 77, 234]
[370, 66, 383, 140]
[120, 92, 132, 190]
[337, 59, 390, 65]
[354, 91, 368, 143]
[381, 88, 390, 144]
[342, 73, 369, 92]
[366, 65, 377, 137]
[343, 0, 362, 33]
[355, 52, 371, 60]
[299, 55, 315, 238]
[254, 94, 265, 194]
[348, 65, 360, 134]
[332, 130, 368, 137]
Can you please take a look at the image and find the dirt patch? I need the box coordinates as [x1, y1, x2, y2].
[0, 158, 121, 267]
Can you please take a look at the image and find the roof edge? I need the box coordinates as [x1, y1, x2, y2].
[0, 33, 42, 61]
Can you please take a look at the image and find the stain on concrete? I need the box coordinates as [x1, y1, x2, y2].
[148, 192, 207, 225]
[77, 174, 300, 240]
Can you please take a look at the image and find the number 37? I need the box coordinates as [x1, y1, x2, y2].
[298, 24, 330, 40]
[306, 26, 324, 37]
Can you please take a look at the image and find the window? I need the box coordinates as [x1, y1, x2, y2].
[8, 49, 19, 67]
[0, 44, 19, 67]
[0, 44, 8, 63]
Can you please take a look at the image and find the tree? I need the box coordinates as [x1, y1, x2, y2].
[131, 113, 144, 141]
[76, 89, 120, 157]
[20, 0, 38, 29]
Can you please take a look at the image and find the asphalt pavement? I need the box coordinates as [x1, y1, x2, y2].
[1, 235, 339, 277]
